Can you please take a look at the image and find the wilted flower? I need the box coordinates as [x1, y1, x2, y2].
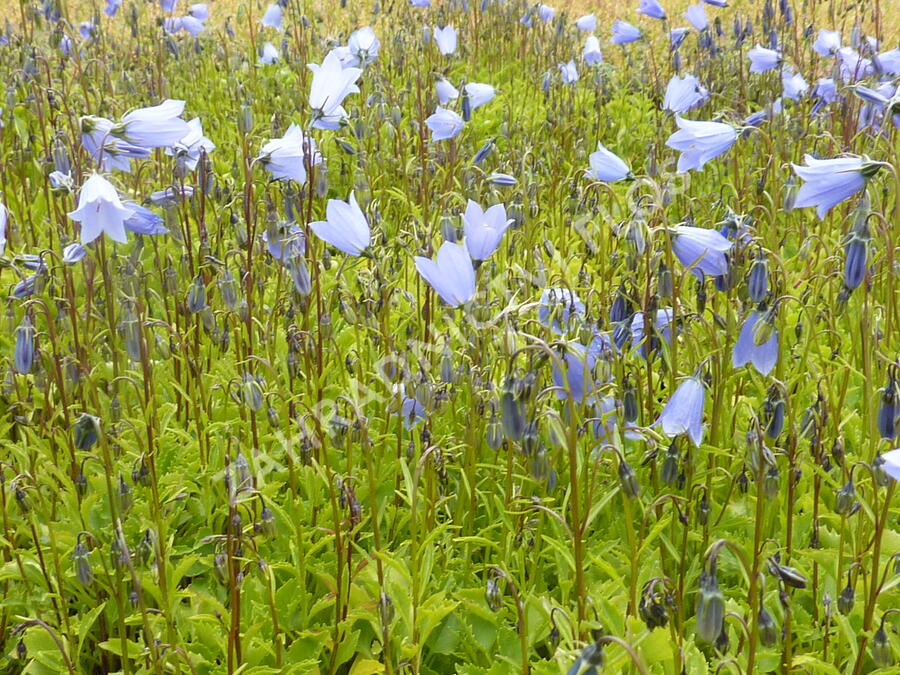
[671, 225, 733, 277]
[586, 143, 631, 182]
[666, 115, 737, 172]
[462, 200, 512, 261]
[433, 25, 457, 55]
[656, 374, 705, 446]
[414, 241, 476, 307]
[792, 155, 875, 219]
[425, 107, 464, 141]
[68, 174, 134, 245]
[310, 192, 371, 256]
[611, 20, 641, 45]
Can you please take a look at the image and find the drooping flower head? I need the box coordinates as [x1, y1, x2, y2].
[671, 225, 733, 278]
[666, 115, 737, 172]
[348, 26, 379, 66]
[436, 78, 459, 105]
[637, 0, 666, 20]
[259, 42, 279, 64]
[310, 192, 371, 256]
[583, 36, 603, 65]
[261, 3, 283, 30]
[575, 13, 597, 31]
[683, 4, 708, 31]
[425, 107, 464, 141]
[586, 143, 631, 182]
[257, 123, 323, 183]
[611, 20, 641, 45]
[732, 308, 779, 375]
[792, 154, 878, 219]
[166, 117, 215, 173]
[748, 44, 781, 73]
[558, 60, 579, 84]
[656, 374, 705, 446]
[462, 200, 513, 261]
[663, 74, 709, 114]
[433, 25, 457, 55]
[112, 99, 191, 149]
[414, 241, 476, 307]
[68, 173, 135, 245]
[812, 29, 841, 57]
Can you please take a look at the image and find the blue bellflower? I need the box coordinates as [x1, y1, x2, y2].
[575, 13, 597, 31]
[414, 241, 476, 307]
[611, 20, 641, 45]
[68, 174, 134, 245]
[425, 107, 464, 141]
[538, 288, 585, 334]
[586, 143, 631, 182]
[308, 50, 362, 129]
[671, 225, 733, 277]
[462, 200, 513, 261]
[583, 36, 603, 65]
[656, 375, 705, 446]
[666, 115, 738, 172]
[732, 310, 779, 375]
[792, 155, 869, 219]
[683, 4, 708, 31]
[663, 74, 709, 114]
[310, 192, 371, 256]
[748, 44, 781, 73]
[637, 0, 666, 20]
[433, 25, 457, 55]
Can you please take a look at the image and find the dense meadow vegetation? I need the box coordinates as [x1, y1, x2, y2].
[1, 0, 900, 672]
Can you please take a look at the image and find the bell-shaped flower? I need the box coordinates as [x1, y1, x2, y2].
[181, 15, 206, 37]
[105, 0, 122, 17]
[811, 78, 837, 113]
[782, 67, 808, 101]
[123, 203, 169, 235]
[838, 47, 873, 82]
[586, 143, 631, 182]
[683, 4, 708, 31]
[436, 78, 459, 105]
[259, 42, 280, 64]
[433, 25, 457, 55]
[79, 21, 96, 40]
[68, 174, 135, 245]
[166, 117, 215, 173]
[537, 4, 556, 22]
[748, 44, 781, 73]
[663, 74, 709, 113]
[792, 154, 871, 219]
[310, 192, 370, 256]
[81, 116, 151, 172]
[257, 123, 323, 183]
[670, 27, 690, 49]
[558, 60, 579, 84]
[462, 200, 513, 261]
[410, 0, 429, 6]
[425, 107, 464, 141]
[876, 48, 900, 75]
[160, 0, 179, 11]
[878, 448, 900, 481]
[263, 223, 305, 264]
[583, 36, 603, 65]
[671, 225, 733, 277]
[112, 100, 191, 149]
[611, 20, 641, 44]
[552, 342, 597, 403]
[813, 29, 840, 57]
[575, 13, 596, 31]
[164, 17, 183, 34]
[538, 288, 585, 334]
[308, 50, 362, 130]
[656, 375, 705, 447]
[637, 0, 666, 20]
[189, 3, 208, 19]
[414, 241, 476, 307]
[666, 115, 737, 173]
[732, 309, 778, 375]
[261, 3, 283, 30]
[464, 83, 495, 111]
[348, 26, 379, 66]
[629, 308, 673, 354]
